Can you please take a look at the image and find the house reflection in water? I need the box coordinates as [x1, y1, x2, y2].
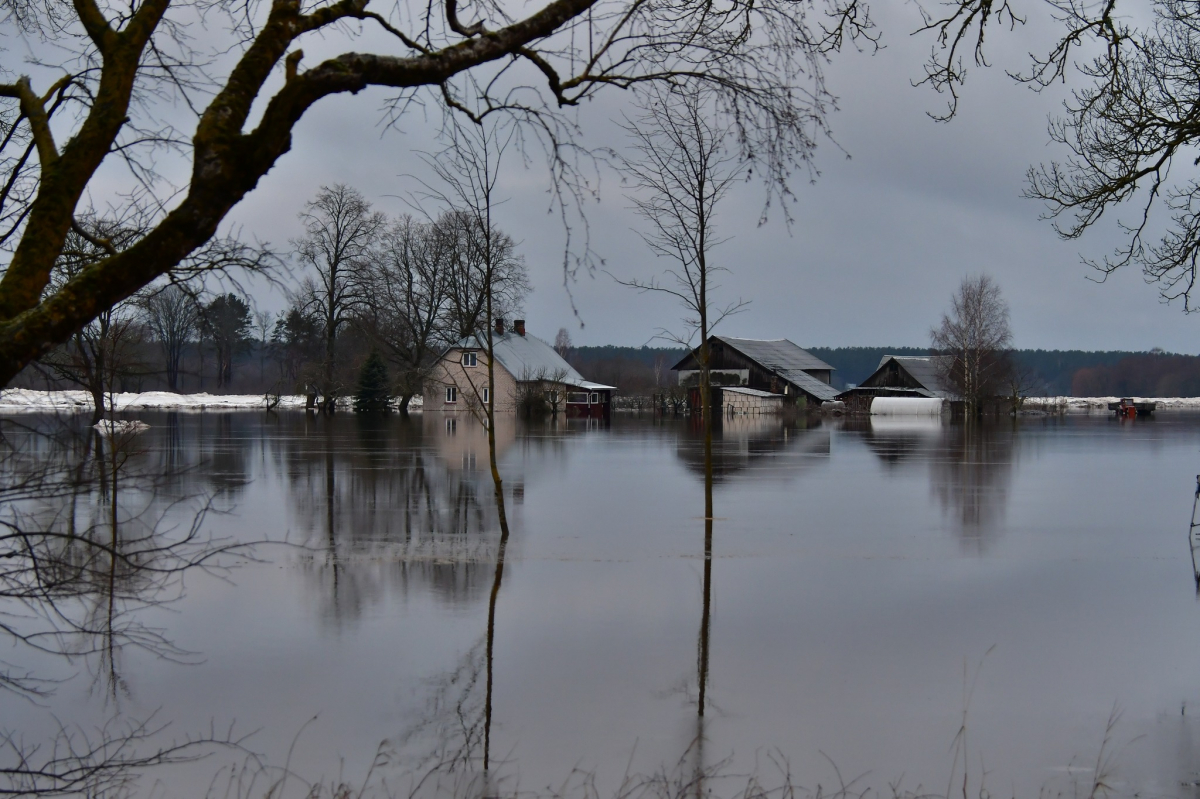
[428, 411, 517, 474]
[675, 415, 831, 483]
[281, 415, 515, 621]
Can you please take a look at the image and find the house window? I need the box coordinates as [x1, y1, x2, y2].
[482, 387, 490, 404]
[589, 392, 599, 404]
[445, 386, 458, 403]
[545, 390, 559, 404]
[461, 352, 478, 367]
[567, 392, 588, 404]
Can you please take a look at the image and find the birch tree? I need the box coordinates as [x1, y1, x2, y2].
[931, 274, 1013, 418]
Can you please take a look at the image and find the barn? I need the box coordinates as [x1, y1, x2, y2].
[670, 336, 840, 410]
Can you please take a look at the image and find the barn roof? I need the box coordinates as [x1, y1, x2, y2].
[669, 336, 839, 402]
[717, 337, 839, 402]
[716, 337, 835, 373]
[874, 355, 955, 398]
[451, 333, 616, 391]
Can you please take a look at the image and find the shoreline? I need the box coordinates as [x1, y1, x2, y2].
[3, 388, 1200, 413]
[0, 389, 425, 412]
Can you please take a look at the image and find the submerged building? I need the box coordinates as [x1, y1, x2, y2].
[839, 355, 957, 413]
[670, 336, 840, 412]
[425, 319, 615, 418]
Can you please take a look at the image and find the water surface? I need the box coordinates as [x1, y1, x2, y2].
[4, 411, 1200, 798]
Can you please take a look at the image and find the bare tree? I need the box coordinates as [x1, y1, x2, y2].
[141, 285, 199, 393]
[931, 274, 1013, 418]
[0, 0, 875, 388]
[553, 327, 572, 360]
[440, 210, 530, 342]
[357, 215, 453, 412]
[615, 86, 747, 521]
[293, 185, 386, 410]
[253, 309, 272, 385]
[38, 223, 146, 423]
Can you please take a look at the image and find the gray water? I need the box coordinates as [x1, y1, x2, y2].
[4, 411, 1200, 799]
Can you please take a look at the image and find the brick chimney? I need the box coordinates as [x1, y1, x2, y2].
[514, 319, 526, 336]
[495, 318, 505, 335]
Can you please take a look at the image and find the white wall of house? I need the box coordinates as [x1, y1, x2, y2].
[425, 348, 521, 413]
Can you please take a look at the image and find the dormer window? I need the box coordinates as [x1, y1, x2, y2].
[461, 352, 478, 367]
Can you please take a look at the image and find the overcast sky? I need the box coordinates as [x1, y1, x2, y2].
[220, 1, 1200, 353]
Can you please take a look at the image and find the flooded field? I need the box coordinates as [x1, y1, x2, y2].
[4, 410, 1200, 798]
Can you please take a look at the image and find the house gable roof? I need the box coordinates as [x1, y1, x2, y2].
[450, 333, 616, 391]
[670, 336, 838, 402]
[865, 355, 955, 399]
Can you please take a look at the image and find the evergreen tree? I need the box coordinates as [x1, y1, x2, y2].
[354, 351, 391, 412]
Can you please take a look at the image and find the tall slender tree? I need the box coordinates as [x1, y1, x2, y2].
[615, 85, 747, 523]
[293, 185, 386, 410]
[358, 215, 452, 413]
[931, 274, 1013, 418]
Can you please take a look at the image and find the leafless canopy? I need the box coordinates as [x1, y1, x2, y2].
[0, 0, 877, 388]
[615, 86, 748, 352]
[930, 274, 1013, 414]
[912, 0, 1200, 307]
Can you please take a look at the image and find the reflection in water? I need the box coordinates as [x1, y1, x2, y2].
[857, 417, 1016, 552]
[675, 416, 830, 483]
[1190, 475, 1200, 593]
[280, 414, 511, 621]
[858, 415, 942, 467]
[929, 424, 1015, 553]
[8, 411, 1200, 799]
[0, 414, 244, 792]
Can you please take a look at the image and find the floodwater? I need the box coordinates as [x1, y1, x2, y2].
[5, 410, 1200, 799]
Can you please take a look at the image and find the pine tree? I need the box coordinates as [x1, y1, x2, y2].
[354, 351, 391, 412]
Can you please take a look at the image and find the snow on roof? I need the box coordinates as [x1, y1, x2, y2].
[452, 332, 616, 391]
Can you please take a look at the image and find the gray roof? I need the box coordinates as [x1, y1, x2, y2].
[781, 369, 841, 402]
[715, 337, 839, 402]
[716, 337, 835, 372]
[451, 333, 616, 391]
[877, 355, 955, 399]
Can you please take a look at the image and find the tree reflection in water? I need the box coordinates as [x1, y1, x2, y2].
[281, 413, 511, 623]
[929, 423, 1016, 553]
[0, 413, 249, 795]
[860, 416, 1015, 552]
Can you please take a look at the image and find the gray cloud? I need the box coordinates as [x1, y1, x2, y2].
[221, 2, 1200, 353]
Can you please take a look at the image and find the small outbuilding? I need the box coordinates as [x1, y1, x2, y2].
[839, 355, 957, 413]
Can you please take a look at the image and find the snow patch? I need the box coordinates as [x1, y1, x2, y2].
[1025, 396, 1200, 412]
[94, 419, 151, 436]
[0, 389, 425, 413]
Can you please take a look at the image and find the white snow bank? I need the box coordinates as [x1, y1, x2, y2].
[1025, 396, 1200, 412]
[94, 419, 150, 436]
[0, 389, 424, 413]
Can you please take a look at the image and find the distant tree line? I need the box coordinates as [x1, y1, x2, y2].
[14, 185, 530, 416]
[564, 344, 1200, 398]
